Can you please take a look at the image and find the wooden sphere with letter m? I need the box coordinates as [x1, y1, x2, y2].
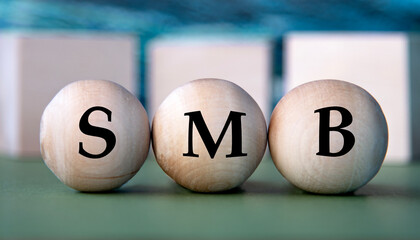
[152, 78, 267, 192]
[269, 80, 388, 194]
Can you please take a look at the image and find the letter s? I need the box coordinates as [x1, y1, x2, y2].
[78, 106, 116, 159]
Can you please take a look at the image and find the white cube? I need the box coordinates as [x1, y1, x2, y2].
[147, 36, 272, 122]
[284, 32, 420, 164]
[0, 33, 138, 156]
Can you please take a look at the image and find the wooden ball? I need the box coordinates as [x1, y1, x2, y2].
[268, 80, 388, 194]
[152, 79, 267, 192]
[40, 80, 150, 192]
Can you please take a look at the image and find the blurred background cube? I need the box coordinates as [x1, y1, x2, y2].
[0, 33, 137, 156]
[148, 36, 271, 121]
[284, 33, 420, 164]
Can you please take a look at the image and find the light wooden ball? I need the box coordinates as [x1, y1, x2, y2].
[152, 79, 267, 192]
[268, 80, 388, 194]
[40, 80, 150, 192]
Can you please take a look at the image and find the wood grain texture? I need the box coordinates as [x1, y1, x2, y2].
[268, 80, 388, 194]
[40, 80, 149, 192]
[152, 79, 267, 192]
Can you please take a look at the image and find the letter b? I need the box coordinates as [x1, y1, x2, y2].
[315, 106, 355, 157]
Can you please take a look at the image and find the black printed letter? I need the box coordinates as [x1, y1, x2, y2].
[79, 106, 116, 158]
[183, 111, 247, 159]
[315, 106, 355, 157]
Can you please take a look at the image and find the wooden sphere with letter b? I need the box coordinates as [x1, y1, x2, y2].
[40, 80, 150, 192]
[268, 80, 388, 194]
[152, 78, 267, 192]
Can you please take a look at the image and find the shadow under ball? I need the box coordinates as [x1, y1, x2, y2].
[268, 80, 388, 194]
[40, 80, 150, 192]
[152, 79, 267, 192]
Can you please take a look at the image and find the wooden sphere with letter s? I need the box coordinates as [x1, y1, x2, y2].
[152, 78, 267, 192]
[268, 80, 388, 194]
[40, 80, 150, 192]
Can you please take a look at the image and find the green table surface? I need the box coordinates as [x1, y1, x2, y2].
[1, 155, 420, 240]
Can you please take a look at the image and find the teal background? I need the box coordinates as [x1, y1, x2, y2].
[1, 0, 419, 107]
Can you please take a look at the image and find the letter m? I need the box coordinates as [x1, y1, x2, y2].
[183, 111, 247, 159]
